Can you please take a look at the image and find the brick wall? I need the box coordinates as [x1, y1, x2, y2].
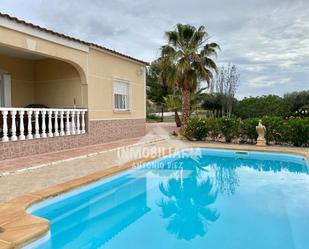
[0, 119, 145, 161]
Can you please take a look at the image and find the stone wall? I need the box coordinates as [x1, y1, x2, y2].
[0, 119, 145, 161]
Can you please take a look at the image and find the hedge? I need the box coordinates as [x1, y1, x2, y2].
[185, 116, 309, 147]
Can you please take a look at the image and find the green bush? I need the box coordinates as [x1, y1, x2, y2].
[261, 117, 285, 143]
[186, 117, 209, 140]
[241, 118, 259, 142]
[218, 117, 240, 142]
[146, 114, 161, 122]
[286, 118, 309, 146]
[184, 115, 309, 147]
[205, 118, 220, 140]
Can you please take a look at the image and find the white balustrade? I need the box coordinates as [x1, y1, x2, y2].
[11, 110, 17, 141]
[60, 111, 65, 136]
[54, 110, 59, 137]
[34, 110, 40, 139]
[48, 110, 53, 138]
[76, 111, 81, 135]
[1, 111, 9, 142]
[0, 108, 87, 142]
[41, 110, 47, 138]
[19, 110, 25, 140]
[71, 111, 76, 135]
[81, 110, 86, 134]
[27, 110, 33, 140]
[65, 110, 71, 136]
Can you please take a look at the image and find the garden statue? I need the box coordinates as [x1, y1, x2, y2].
[256, 120, 266, 146]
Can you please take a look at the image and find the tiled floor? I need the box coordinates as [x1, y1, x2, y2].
[0, 137, 157, 175]
[0, 122, 176, 175]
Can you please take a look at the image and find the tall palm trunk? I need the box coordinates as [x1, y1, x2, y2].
[181, 87, 191, 131]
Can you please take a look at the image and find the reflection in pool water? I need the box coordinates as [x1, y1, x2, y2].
[26, 149, 309, 249]
[158, 169, 219, 240]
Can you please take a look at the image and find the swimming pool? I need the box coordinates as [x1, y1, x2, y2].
[25, 149, 309, 249]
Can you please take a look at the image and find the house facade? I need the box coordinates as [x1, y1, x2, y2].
[0, 13, 148, 161]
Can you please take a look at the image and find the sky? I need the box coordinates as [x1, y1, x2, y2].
[0, 0, 308, 98]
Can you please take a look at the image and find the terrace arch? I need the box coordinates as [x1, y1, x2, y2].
[0, 45, 88, 109]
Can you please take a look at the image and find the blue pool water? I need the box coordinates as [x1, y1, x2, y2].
[26, 149, 309, 249]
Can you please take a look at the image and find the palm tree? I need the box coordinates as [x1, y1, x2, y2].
[159, 24, 219, 130]
[190, 87, 207, 115]
[164, 94, 182, 127]
[164, 88, 207, 127]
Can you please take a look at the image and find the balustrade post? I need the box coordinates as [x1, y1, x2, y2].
[27, 110, 33, 139]
[81, 110, 86, 134]
[41, 110, 47, 138]
[54, 110, 59, 136]
[71, 110, 76, 135]
[66, 111, 71, 135]
[60, 111, 65, 136]
[48, 110, 53, 137]
[19, 110, 25, 140]
[2, 110, 9, 142]
[76, 111, 81, 134]
[34, 110, 40, 138]
[11, 110, 17, 141]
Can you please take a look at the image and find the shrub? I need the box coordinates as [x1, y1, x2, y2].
[185, 117, 208, 140]
[205, 118, 220, 140]
[218, 117, 240, 142]
[241, 118, 259, 143]
[286, 118, 309, 146]
[146, 114, 161, 122]
[184, 115, 309, 147]
[261, 117, 285, 144]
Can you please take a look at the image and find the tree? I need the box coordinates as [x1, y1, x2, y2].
[146, 60, 172, 120]
[164, 94, 182, 127]
[159, 24, 219, 130]
[284, 90, 309, 115]
[233, 95, 291, 119]
[201, 93, 222, 117]
[190, 88, 207, 115]
[164, 88, 208, 127]
[215, 64, 239, 117]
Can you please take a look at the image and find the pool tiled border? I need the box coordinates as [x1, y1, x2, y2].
[0, 144, 308, 249]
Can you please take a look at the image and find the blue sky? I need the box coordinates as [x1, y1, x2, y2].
[0, 0, 308, 98]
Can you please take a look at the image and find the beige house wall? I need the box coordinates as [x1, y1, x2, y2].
[87, 48, 145, 120]
[0, 55, 83, 108]
[0, 53, 35, 107]
[34, 59, 83, 108]
[0, 25, 146, 120]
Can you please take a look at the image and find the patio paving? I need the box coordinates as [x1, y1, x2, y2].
[0, 122, 308, 205]
[0, 137, 143, 175]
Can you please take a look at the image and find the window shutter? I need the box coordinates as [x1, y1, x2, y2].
[114, 81, 129, 95]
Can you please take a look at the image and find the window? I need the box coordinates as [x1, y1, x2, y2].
[113, 78, 130, 111]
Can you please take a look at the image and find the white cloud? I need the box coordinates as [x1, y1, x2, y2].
[248, 76, 291, 88]
[0, 0, 308, 97]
